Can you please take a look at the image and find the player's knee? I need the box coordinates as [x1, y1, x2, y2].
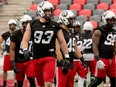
[44, 82, 52, 87]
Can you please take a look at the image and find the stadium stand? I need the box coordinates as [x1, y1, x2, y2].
[100, 0, 112, 4]
[60, 0, 72, 5]
[69, 3, 82, 11]
[29, 4, 37, 11]
[87, 0, 99, 4]
[47, 0, 60, 5]
[73, 0, 86, 5]
[93, 9, 105, 16]
[56, 4, 68, 10]
[97, 3, 109, 10]
[79, 9, 92, 17]
[83, 3, 96, 10]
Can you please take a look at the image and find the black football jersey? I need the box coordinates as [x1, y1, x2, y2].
[10, 29, 33, 62]
[75, 33, 83, 47]
[61, 28, 76, 61]
[30, 19, 61, 59]
[1, 31, 11, 53]
[81, 31, 93, 53]
[95, 25, 116, 59]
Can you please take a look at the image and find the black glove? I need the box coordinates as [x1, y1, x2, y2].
[60, 59, 70, 74]
[80, 56, 87, 68]
[23, 48, 32, 59]
[11, 60, 19, 73]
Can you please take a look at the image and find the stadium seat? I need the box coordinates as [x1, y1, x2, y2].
[89, 15, 101, 22]
[29, 4, 38, 11]
[93, 9, 105, 16]
[60, 0, 72, 5]
[47, 0, 60, 5]
[0, 0, 4, 5]
[90, 21, 98, 29]
[113, 0, 116, 3]
[69, 3, 82, 11]
[24, 10, 37, 19]
[97, 3, 109, 10]
[100, 0, 112, 4]
[32, 0, 44, 4]
[79, 9, 92, 17]
[73, 0, 86, 5]
[56, 4, 68, 10]
[53, 9, 63, 16]
[87, 0, 99, 4]
[52, 16, 59, 22]
[110, 3, 116, 9]
[83, 3, 96, 10]
[110, 9, 116, 14]
[76, 15, 88, 22]
[71, 10, 78, 15]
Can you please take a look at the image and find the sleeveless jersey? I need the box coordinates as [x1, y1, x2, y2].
[96, 25, 116, 59]
[30, 19, 60, 59]
[75, 33, 83, 49]
[1, 31, 11, 53]
[10, 29, 33, 62]
[81, 31, 93, 53]
[62, 28, 76, 61]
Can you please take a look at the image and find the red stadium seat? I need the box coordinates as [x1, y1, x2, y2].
[110, 3, 116, 9]
[29, 4, 38, 11]
[73, 0, 86, 5]
[0, 0, 4, 5]
[47, 0, 60, 5]
[69, 3, 82, 11]
[53, 9, 63, 16]
[113, 0, 116, 3]
[79, 9, 92, 17]
[89, 21, 98, 29]
[110, 9, 116, 14]
[97, 3, 109, 10]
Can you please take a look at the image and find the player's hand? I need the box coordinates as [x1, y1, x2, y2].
[11, 60, 19, 73]
[12, 66, 19, 73]
[97, 60, 105, 70]
[23, 48, 32, 59]
[60, 59, 70, 74]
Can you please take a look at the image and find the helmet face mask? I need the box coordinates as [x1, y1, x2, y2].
[19, 15, 32, 29]
[8, 19, 17, 31]
[102, 10, 116, 27]
[59, 10, 75, 26]
[37, 1, 54, 20]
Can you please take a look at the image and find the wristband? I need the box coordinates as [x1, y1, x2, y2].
[95, 55, 100, 61]
[64, 54, 70, 59]
[23, 48, 27, 51]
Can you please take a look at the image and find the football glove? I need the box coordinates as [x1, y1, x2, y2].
[23, 48, 32, 59]
[97, 60, 105, 70]
[60, 59, 70, 74]
[11, 60, 19, 73]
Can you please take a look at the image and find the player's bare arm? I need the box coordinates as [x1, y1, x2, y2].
[74, 43, 82, 58]
[0, 36, 4, 52]
[10, 41, 16, 61]
[22, 23, 31, 49]
[92, 30, 101, 56]
[55, 39, 63, 62]
[57, 29, 69, 55]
